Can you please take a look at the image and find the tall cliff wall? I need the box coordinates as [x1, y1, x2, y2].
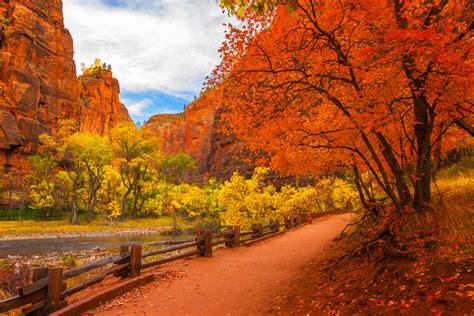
[79, 70, 131, 135]
[0, 0, 80, 176]
[145, 89, 253, 180]
[0, 0, 132, 206]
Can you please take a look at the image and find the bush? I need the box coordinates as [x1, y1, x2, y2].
[60, 255, 78, 268]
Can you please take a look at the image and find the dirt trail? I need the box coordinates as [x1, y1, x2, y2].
[96, 213, 353, 316]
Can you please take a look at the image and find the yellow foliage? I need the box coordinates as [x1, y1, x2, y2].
[274, 185, 318, 219]
[106, 201, 121, 223]
[219, 168, 360, 228]
[29, 180, 55, 210]
[219, 167, 275, 229]
[81, 58, 111, 75]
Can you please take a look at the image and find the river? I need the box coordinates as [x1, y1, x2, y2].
[0, 234, 193, 257]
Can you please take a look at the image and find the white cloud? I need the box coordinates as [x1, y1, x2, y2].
[126, 98, 152, 116]
[63, 0, 230, 99]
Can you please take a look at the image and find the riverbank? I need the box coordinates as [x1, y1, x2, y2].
[0, 231, 194, 299]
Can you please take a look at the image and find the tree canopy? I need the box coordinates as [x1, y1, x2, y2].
[210, 0, 473, 213]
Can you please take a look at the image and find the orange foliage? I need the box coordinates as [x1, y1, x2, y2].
[209, 0, 473, 211]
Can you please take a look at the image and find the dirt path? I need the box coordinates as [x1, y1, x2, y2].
[96, 213, 353, 316]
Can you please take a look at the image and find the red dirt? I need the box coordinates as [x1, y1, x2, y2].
[93, 213, 353, 315]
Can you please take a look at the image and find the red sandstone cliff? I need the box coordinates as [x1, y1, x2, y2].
[0, 0, 80, 176]
[145, 89, 253, 180]
[79, 70, 131, 135]
[0, 0, 131, 206]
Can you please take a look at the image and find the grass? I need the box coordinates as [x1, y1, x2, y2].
[431, 157, 474, 243]
[0, 216, 181, 236]
[394, 155, 474, 256]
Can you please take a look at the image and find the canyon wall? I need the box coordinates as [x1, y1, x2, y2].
[0, 0, 131, 206]
[0, 0, 80, 177]
[145, 89, 253, 180]
[79, 70, 131, 135]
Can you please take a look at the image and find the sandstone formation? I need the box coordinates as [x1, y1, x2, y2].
[0, 0, 131, 206]
[79, 70, 131, 135]
[0, 0, 80, 178]
[145, 89, 253, 180]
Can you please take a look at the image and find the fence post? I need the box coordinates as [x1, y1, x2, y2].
[32, 267, 48, 282]
[296, 215, 301, 226]
[113, 246, 130, 278]
[196, 229, 204, 255]
[233, 226, 241, 247]
[203, 230, 213, 258]
[274, 220, 280, 232]
[269, 220, 275, 231]
[47, 267, 63, 312]
[257, 223, 263, 237]
[30, 267, 49, 309]
[284, 218, 290, 230]
[120, 245, 129, 256]
[225, 226, 233, 247]
[130, 245, 142, 277]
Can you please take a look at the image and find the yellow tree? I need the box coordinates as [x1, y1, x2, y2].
[40, 120, 84, 224]
[66, 133, 113, 223]
[110, 123, 160, 221]
[218, 167, 275, 228]
[25, 155, 57, 218]
[97, 165, 124, 220]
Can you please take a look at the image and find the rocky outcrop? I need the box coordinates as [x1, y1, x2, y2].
[79, 70, 131, 135]
[0, 0, 131, 206]
[145, 89, 253, 180]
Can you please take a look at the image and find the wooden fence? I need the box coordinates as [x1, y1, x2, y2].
[0, 214, 310, 315]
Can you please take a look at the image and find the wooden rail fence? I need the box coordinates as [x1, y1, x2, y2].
[0, 214, 311, 315]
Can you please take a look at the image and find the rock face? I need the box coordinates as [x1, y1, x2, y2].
[145, 89, 253, 180]
[79, 70, 131, 135]
[0, 0, 80, 177]
[0, 0, 132, 206]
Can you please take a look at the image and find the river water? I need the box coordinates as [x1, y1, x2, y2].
[0, 234, 193, 257]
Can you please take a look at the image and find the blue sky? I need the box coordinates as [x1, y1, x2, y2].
[63, 0, 230, 123]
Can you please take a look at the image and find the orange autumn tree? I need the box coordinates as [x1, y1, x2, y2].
[210, 0, 473, 213]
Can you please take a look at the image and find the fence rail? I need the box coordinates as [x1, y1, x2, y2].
[0, 213, 311, 315]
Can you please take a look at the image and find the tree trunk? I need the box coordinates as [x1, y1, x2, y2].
[353, 166, 370, 209]
[138, 198, 146, 216]
[455, 118, 474, 136]
[131, 184, 142, 218]
[71, 191, 78, 225]
[376, 132, 413, 210]
[121, 189, 132, 222]
[86, 194, 93, 224]
[86, 189, 98, 223]
[172, 211, 178, 234]
[8, 181, 13, 211]
[413, 97, 433, 211]
[432, 139, 442, 180]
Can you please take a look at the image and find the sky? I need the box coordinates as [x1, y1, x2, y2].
[63, 0, 230, 123]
